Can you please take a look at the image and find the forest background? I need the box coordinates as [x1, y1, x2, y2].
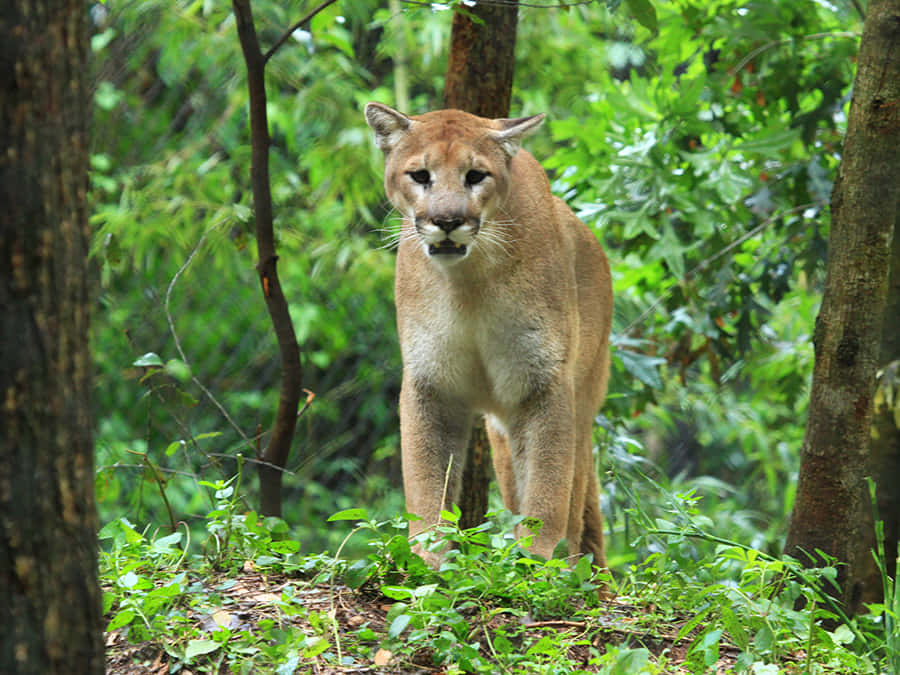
[91, 0, 865, 563]
[36, 0, 899, 670]
[10, 0, 900, 671]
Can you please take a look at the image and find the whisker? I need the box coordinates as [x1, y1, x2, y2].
[478, 218, 516, 262]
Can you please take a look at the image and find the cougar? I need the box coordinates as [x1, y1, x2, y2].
[365, 102, 613, 568]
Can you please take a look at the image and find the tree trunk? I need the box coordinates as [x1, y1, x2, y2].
[441, 1, 519, 529]
[860, 210, 900, 605]
[0, 1, 104, 672]
[233, 0, 304, 517]
[784, 0, 900, 616]
[443, 1, 518, 119]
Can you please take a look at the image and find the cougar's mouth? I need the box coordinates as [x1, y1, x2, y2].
[428, 239, 467, 256]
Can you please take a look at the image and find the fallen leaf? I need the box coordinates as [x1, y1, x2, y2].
[212, 609, 232, 628]
[374, 648, 392, 666]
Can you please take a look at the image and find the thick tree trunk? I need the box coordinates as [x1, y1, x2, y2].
[442, 1, 519, 529]
[784, 0, 900, 616]
[0, 1, 104, 672]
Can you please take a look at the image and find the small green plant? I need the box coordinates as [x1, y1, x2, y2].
[866, 478, 900, 673]
[99, 517, 189, 642]
[200, 468, 299, 571]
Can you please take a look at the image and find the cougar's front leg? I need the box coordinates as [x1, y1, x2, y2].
[510, 385, 577, 560]
[399, 378, 472, 555]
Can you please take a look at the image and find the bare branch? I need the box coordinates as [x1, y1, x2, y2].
[734, 31, 859, 74]
[263, 0, 340, 63]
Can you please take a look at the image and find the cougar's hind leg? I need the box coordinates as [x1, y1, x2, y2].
[486, 415, 519, 513]
[566, 453, 587, 561]
[580, 469, 607, 569]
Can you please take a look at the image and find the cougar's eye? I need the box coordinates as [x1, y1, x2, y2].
[465, 170, 488, 186]
[408, 170, 431, 185]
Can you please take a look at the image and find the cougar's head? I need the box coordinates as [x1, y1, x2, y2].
[365, 102, 545, 266]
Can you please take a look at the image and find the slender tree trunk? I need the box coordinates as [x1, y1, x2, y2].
[233, 0, 304, 517]
[442, 1, 519, 529]
[784, 0, 900, 616]
[0, 1, 104, 672]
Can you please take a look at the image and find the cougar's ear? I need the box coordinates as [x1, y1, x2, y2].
[491, 113, 546, 157]
[365, 102, 413, 154]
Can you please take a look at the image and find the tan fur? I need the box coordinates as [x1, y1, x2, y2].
[364, 103, 613, 568]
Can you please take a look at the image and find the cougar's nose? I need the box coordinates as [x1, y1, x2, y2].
[433, 217, 465, 234]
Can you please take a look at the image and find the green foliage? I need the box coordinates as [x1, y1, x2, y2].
[101, 488, 893, 673]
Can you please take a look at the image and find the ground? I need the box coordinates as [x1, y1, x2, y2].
[102, 567, 769, 674]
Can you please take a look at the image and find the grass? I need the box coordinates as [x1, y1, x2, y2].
[99, 475, 897, 674]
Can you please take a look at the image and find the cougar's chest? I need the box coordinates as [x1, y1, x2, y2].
[399, 288, 556, 414]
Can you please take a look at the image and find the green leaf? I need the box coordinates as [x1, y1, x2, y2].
[327, 508, 369, 522]
[303, 636, 330, 658]
[388, 613, 411, 638]
[616, 349, 666, 389]
[269, 540, 301, 555]
[151, 532, 183, 551]
[734, 128, 800, 155]
[609, 648, 650, 675]
[165, 440, 185, 456]
[573, 555, 593, 584]
[625, 0, 658, 33]
[831, 624, 855, 645]
[165, 358, 192, 382]
[184, 639, 220, 660]
[106, 608, 136, 631]
[720, 606, 749, 651]
[91, 28, 116, 52]
[133, 352, 164, 367]
[381, 586, 415, 601]
[677, 606, 711, 641]
[95, 81, 123, 111]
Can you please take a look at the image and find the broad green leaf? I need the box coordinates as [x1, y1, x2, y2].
[327, 508, 369, 522]
[269, 540, 301, 555]
[106, 609, 135, 631]
[184, 639, 220, 660]
[388, 613, 411, 638]
[133, 352, 164, 367]
[381, 586, 414, 601]
[609, 647, 650, 675]
[165, 359, 191, 382]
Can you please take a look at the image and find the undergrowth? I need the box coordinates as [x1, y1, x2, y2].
[100, 474, 898, 674]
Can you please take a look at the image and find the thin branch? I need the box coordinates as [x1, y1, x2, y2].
[400, 0, 599, 8]
[734, 31, 859, 74]
[164, 224, 256, 453]
[263, 0, 340, 63]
